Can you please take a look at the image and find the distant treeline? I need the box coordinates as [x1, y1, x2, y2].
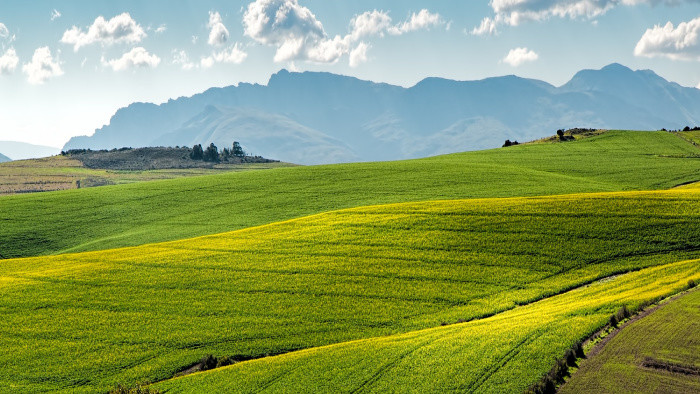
[189, 141, 246, 163]
[663, 126, 700, 132]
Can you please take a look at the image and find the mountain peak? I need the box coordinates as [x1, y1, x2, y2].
[600, 63, 632, 73]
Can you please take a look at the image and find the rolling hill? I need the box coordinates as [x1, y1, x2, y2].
[2, 131, 700, 259]
[1, 189, 699, 392]
[63, 64, 700, 164]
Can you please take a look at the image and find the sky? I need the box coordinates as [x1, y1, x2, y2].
[1, 0, 700, 148]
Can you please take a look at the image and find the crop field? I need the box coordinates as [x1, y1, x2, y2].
[0, 155, 291, 196]
[1, 187, 699, 392]
[153, 259, 699, 393]
[560, 289, 700, 394]
[2, 130, 699, 258]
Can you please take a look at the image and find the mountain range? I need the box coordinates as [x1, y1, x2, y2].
[0, 152, 10, 163]
[0, 141, 61, 161]
[64, 63, 700, 164]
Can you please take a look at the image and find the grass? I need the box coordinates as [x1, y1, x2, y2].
[1, 130, 699, 258]
[559, 289, 700, 394]
[150, 259, 700, 393]
[1, 188, 699, 392]
[0, 155, 291, 196]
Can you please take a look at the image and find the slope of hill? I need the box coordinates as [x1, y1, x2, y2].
[1, 188, 699, 392]
[0, 141, 60, 160]
[560, 289, 700, 394]
[62, 64, 700, 164]
[2, 131, 699, 258]
[153, 260, 698, 394]
[0, 152, 10, 163]
[0, 153, 290, 196]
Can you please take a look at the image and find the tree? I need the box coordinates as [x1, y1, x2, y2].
[190, 144, 203, 160]
[232, 141, 245, 157]
[203, 143, 220, 162]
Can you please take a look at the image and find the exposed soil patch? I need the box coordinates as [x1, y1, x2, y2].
[641, 357, 700, 376]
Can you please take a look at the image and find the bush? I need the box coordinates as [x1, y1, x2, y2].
[688, 279, 697, 289]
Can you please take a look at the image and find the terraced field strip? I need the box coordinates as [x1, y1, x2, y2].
[153, 259, 700, 393]
[1, 188, 699, 392]
[560, 288, 700, 394]
[2, 130, 699, 258]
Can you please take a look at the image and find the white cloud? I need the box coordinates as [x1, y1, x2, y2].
[201, 43, 248, 68]
[634, 17, 700, 61]
[0, 47, 19, 74]
[207, 11, 229, 46]
[502, 47, 539, 66]
[349, 42, 369, 67]
[102, 47, 160, 71]
[22, 47, 63, 84]
[0, 23, 8, 38]
[173, 49, 196, 70]
[474, 0, 700, 35]
[51, 9, 61, 21]
[61, 13, 146, 51]
[243, 0, 443, 66]
[697, 82, 700, 89]
[350, 10, 393, 40]
[388, 9, 443, 35]
[155, 24, 167, 34]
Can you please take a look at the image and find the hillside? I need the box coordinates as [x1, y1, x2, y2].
[2, 131, 699, 258]
[1, 188, 699, 392]
[0, 154, 290, 196]
[560, 289, 700, 393]
[62, 64, 700, 164]
[0, 141, 60, 160]
[0, 152, 10, 163]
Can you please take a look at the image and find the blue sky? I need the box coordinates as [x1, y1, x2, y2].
[1, 0, 700, 147]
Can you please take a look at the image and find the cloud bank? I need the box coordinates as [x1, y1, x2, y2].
[61, 13, 146, 51]
[502, 47, 539, 66]
[0, 48, 18, 75]
[473, 0, 700, 35]
[243, 0, 442, 66]
[102, 47, 160, 71]
[23, 47, 63, 84]
[635, 16, 700, 61]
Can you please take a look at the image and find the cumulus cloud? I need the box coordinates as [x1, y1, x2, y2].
[51, 9, 61, 21]
[243, 0, 443, 66]
[61, 13, 146, 51]
[388, 9, 442, 35]
[634, 17, 700, 61]
[349, 42, 369, 67]
[22, 47, 63, 84]
[201, 43, 248, 68]
[474, 0, 700, 35]
[0, 47, 19, 74]
[102, 47, 160, 71]
[502, 47, 539, 66]
[207, 11, 229, 46]
[172, 49, 196, 70]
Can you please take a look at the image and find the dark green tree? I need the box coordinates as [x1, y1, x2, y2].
[190, 144, 203, 160]
[232, 141, 245, 157]
[203, 143, 220, 162]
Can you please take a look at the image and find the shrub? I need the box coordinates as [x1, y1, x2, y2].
[688, 279, 697, 289]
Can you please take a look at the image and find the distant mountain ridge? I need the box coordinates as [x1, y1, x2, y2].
[64, 64, 700, 164]
[0, 141, 61, 161]
[0, 152, 10, 163]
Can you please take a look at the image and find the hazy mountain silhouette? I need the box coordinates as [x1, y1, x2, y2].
[0, 141, 61, 161]
[64, 64, 700, 164]
[0, 152, 10, 163]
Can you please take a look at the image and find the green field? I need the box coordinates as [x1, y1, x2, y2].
[0, 154, 291, 196]
[1, 187, 699, 392]
[153, 260, 699, 393]
[2, 131, 699, 259]
[560, 289, 700, 394]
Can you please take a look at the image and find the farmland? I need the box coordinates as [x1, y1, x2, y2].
[0, 154, 291, 196]
[1, 187, 699, 392]
[153, 260, 699, 393]
[2, 130, 700, 258]
[560, 289, 700, 394]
